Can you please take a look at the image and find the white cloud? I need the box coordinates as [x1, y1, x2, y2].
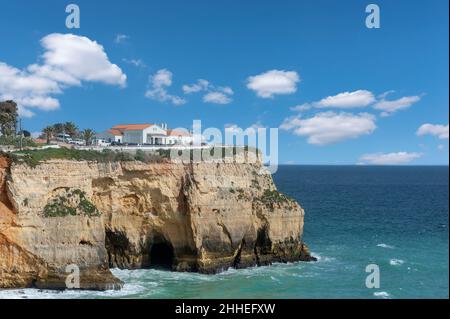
[280, 112, 376, 145]
[247, 70, 300, 98]
[152, 69, 173, 87]
[17, 105, 35, 118]
[219, 86, 234, 95]
[224, 122, 264, 135]
[40, 33, 126, 87]
[373, 95, 421, 116]
[279, 115, 303, 131]
[290, 103, 312, 112]
[27, 63, 80, 86]
[114, 34, 129, 44]
[377, 90, 396, 99]
[291, 90, 420, 116]
[416, 123, 449, 139]
[249, 121, 265, 130]
[122, 58, 146, 68]
[0, 63, 61, 97]
[315, 90, 375, 108]
[0, 33, 126, 117]
[438, 144, 445, 151]
[182, 79, 210, 94]
[183, 79, 233, 104]
[203, 91, 232, 104]
[145, 69, 186, 105]
[358, 152, 423, 165]
[0, 63, 60, 117]
[224, 123, 241, 134]
[289, 91, 375, 118]
[16, 96, 60, 111]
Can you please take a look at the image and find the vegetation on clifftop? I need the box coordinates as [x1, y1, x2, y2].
[0, 136, 41, 148]
[1, 145, 260, 168]
[2, 148, 168, 168]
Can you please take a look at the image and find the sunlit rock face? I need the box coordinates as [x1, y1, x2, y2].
[0, 154, 314, 290]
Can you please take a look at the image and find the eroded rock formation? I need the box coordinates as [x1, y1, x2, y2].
[0, 153, 315, 290]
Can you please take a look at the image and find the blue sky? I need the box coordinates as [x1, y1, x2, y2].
[0, 0, 448, 165]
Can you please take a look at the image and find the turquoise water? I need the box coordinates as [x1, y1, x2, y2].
[0, 166, 448, 299]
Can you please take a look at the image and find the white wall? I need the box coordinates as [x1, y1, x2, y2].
[96, 131, 123, 143]
[117, 125, 192, 145]
[123, 130, 144, 144]
[96, 131, 114, 141]
[143, 125, 168, 144]
[145, 125, 166, 135]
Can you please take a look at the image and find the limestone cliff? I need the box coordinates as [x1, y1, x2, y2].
[0, 153, 315, 290]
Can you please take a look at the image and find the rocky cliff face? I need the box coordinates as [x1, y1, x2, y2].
[0, 154, 314, 290]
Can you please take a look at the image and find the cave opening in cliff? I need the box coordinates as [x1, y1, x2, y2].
[149, 240, 174, 270]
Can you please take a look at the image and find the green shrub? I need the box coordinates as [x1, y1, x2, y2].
[256, 189, 293, 211]
[3, 145, 260, 167]
[0, 136, 39, 147]
[134, 149, 146, 162]
[6, 148, 138, 168]
[157, 149, 172, 158]
[43, 189, 101, 218]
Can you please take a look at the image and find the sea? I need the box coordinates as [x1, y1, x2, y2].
[0, 166, 448, 299]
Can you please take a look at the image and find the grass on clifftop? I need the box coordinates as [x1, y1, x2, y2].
[2, 145, 260, 168]
[4, 148, 163, 168]
[0, 135, 42, 148]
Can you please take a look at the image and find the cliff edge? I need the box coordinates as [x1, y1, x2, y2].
[0, 151, 315, 290]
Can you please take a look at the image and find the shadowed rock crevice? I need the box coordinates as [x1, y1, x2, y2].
[105, 229, 134, 268]
[254, 225, 273, 266]
[149, 237, 175, 270]
[232, 239, 245, 268]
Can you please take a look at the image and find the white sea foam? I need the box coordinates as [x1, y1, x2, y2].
[0, 269, 150, 299]
[389, 259, 405, 266]
[0, 282, 146, 299]
[112, 267, 221, 283]
[313, 253, 335, 263]
[373, 291, 391, 299]
[377, 243, 395, 249]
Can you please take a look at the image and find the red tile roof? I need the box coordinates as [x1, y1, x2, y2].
[112, 124, 155, 131]
[167, 129, 191, 137]
[107, 129, 124, 136]
[33, 138, 47, 144]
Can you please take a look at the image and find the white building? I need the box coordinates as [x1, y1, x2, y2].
[167, 129, 195, 145]
[96, 123, 193, 146]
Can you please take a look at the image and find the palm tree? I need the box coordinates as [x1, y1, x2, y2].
[42, 126, 55, 144]
[52, 123, 64, 135]
[64, 122, 79, 138]
[81, 129, 96, 146]
[0, 100, 18, 137]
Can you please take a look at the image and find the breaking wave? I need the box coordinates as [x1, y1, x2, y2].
[389, 259, 405, 266]
[377, 243, 395, 249]
[373, 291, 391, 299]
